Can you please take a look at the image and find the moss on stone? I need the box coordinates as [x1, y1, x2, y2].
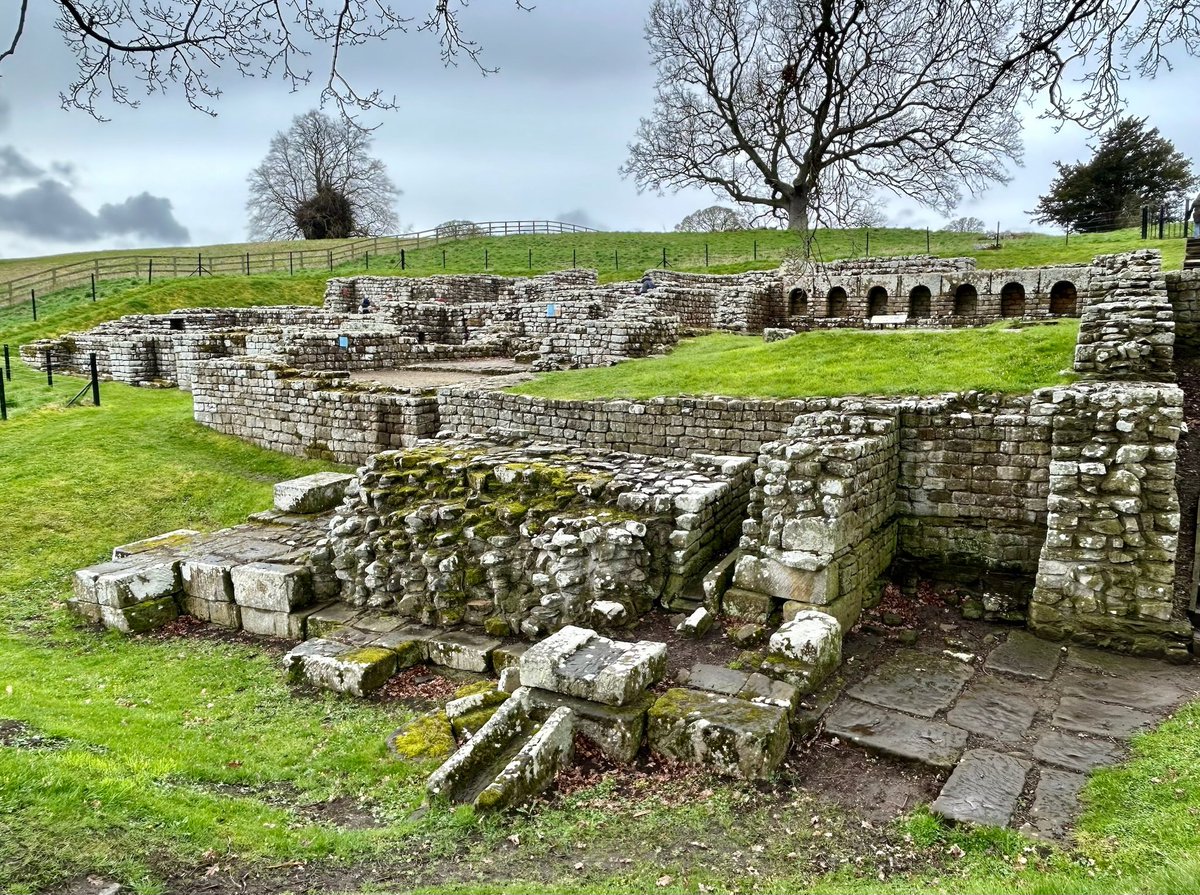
[390, 711, 456, 763]
[484, 616, 512, 637]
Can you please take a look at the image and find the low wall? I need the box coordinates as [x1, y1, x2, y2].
[192, 356, 440, 464]
[1167, 269, 1200, 355]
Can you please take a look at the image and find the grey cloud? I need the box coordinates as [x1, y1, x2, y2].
[0, 97, 9, 131]
[0, 179, 190, 243]
[0, 145, 43, 181]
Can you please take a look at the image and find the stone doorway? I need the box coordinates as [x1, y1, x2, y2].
[789, 287, 809, 316]
[826, 286, 848, 317]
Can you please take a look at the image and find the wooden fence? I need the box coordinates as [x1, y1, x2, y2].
[0, 220, 597, 307]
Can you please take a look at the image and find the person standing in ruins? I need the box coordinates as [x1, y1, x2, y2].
[1192, 191, 1200, 238]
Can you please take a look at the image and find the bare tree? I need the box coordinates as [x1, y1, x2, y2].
[675, 205, 748, 232]
[942, 216, 988, 234]
[0, 1, 531, 120]
[247, 110, 398, 240]
[622, 0, 1029, 236]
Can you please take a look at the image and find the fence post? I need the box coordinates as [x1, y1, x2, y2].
[1159, 204, 1166, 240]
[573, 248, 577, 269]
[91, 274, 96, 302]
[1142, 206, 1149, 240]
[3, 344, 9, 380]
[328, 250, 333, 271]
[31, 289, 36, 321]
[864, 231, 869, 257]
[245, 252, 250, 275]
[90, 353, 100, 407]
[442, 250, 446, 269]
[705, 243, 709, 267]
[753, 240, 758, 261]
[0, 366, 6, 421]
[926, 228, 930, 253]
[528, 248, 532, 269]
[485, 248, 489, 270]
[365, 252, 370, 271]
[615, 250, 619, 270]
[149, 258, 154, 283]
[197, 253, 203, 276]
[289, 252, 294, 276]
[46, 350, 53, 386]
[401, 249, 406, 270]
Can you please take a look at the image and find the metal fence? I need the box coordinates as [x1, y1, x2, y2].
[0, 220, 597, 308]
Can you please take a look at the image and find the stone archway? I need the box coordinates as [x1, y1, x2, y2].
[867, 286, 888, 317]
[826, 287, 848, 317]
[954, 283, 978, 316]
[789, 287, 809, 316]
[1001, 282, 1026, 318]
[908, 285, 932, 318]
[1050, 281, 1078, 315]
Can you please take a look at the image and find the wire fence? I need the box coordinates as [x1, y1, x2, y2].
[0, 220, 596, 308]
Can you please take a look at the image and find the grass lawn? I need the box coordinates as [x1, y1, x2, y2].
[512, 323, 1080, 401]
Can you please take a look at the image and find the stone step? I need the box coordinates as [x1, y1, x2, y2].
[426, 691, 574, 810]
[824, 698, 967, 769]
[931, 748, 1032, 827]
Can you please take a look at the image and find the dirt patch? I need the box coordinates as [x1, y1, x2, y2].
[349, 359, 532, 390]
[371, 664, 464, 705]
[142, 614, 292, 658]
[633, 610, 742, 681]
[0, 718, 68, 751]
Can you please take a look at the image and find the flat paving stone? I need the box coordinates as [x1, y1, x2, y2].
[984, 631, 1063, 681]
[1030, 767, 1086, 838]
[683, 663, 749, 697]
[946, 676, 1039, 742]
[848, 651, 974, 718]
[1052, 696, 1155, 739]
[825, 698, 968, 769]
[1056, 670, 1192, 711]
[1063, 646, 1174, 677]
[931, 748, 1032, 827]
[1033, 729, 1123, 771]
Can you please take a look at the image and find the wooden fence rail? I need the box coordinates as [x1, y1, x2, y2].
[0, 220, 598, 307]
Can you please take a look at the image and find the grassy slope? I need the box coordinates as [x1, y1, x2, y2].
[513, 323, 1080, 400]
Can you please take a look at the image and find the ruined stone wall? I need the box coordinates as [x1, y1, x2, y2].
[193, 356, 440, 464]
[327, 441, 752, 636]
[1073, 250, 1174, 381]
[1166, 269, 1200, 355]
[728, 409, 901, 631]
[536, 316, 680, 369]
[1029, 382, 1189, 659]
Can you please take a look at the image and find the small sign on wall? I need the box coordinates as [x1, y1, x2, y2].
[546, 303, 559, 318]
[337, 335, 350, 348]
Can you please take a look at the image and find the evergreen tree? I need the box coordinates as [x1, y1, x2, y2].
[1032, 118, 1196, 232]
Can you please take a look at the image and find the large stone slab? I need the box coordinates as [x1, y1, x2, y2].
[99, 595, 179, 633]
[984, 631, 1063, 681]
[273, 472, 356, 514]
[112, 529, 201, 558]
[1030, 767, 1086, 838]
[474, 706, 575, 812]
[180, 555, 235, 603]
[765, 611, 842, 693]
[1056, 670, 1192, 711]
[230, 562, 312, 612]
[932, 748, 1032, 828]
[426, 631, 502, 672]
[848, 652, 973, 718]
[77, 559, 180, 609]
[946, 676, 1039, 742]
[1033, 729, 1123, 772]
[825, 699, 967, 769]
[732, 554, 837, 604]
[647, 689, 790, 780]
[1051, 696, 1155, 739]
[520, 626, 666, 707]
[240, 606, 311, 639]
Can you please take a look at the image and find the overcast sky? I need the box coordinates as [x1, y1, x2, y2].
[0, 1, 1197, 260]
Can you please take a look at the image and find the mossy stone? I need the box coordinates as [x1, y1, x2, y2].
[390, 711, 456, 763]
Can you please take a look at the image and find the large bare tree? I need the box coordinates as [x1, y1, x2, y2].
[622, 0, 1028, 234]
[621, 0, 1200, 235]
[0, 0, 530, 120]
[246, 110, 399, 240]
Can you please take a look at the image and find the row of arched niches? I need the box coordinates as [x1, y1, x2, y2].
[787, 279, 1080, 320]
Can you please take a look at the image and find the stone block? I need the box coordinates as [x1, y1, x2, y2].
[932, 749, 1032, 827]
[295, 643, 397, 696]
[647, 688, 790, 780]
[732, 554, 837, 604]
[231, 562, 312, 612]
[91, 560, 181, 609]
[99, 595, 179, 633]
[520, 625, 666, 707]
[182, 595, 242, 629]
[180, 555, 235, 603]
[282, 637, 352, 682]
[824, 699, 967, 769]
[492, 642, 529, 673]
[273, 472, 357, 514]
[426, 631, 502, 672]
[782, 589, 862, 633]
[722, 588, 775, 623]
[765, 611, 842, 692]
[525, 688, 652, 762]
[305, 603, 365, 639]
[677, 607, 714, 637]
[240, 606, 309, 639]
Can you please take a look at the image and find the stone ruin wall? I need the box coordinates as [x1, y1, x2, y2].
[324, 441, 753, 637]
[1166, 268, 1200, 355]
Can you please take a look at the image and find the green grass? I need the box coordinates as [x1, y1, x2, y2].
[512, 323, 1080, 401]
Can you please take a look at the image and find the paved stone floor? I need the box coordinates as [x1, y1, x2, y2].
[822, 627, 1200, 837]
